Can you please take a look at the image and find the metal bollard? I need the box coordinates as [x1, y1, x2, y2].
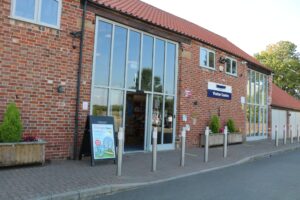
[204, 127, 209, 163]
[152, 127, 158, 172]
[290, 125, 293, 144]
[180, 127, 186, 167]
[283, 125, 287, 145]
[297, 125, 299, 143]
[223, 126, 228, 158]
[275, 125, 278, 147]
[117, 127, 124, 176]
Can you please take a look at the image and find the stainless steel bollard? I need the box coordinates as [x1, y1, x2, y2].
[180, 127, 186, 167]
[283, 125, 287, 145]
[297, 125, 299, 143]
[275, 125, 279, 147]
[290, 125, 293, 144]
[223, 126, 228, 158]
[204, 127, 209, 163]
[117, 127, 124, 176]
[152, 127, 158, 172]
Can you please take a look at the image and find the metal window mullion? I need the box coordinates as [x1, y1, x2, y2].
[161, 94, 165, 144]
[36, 0, 40, 23]
[172, 43, 179, 144]
[152, 39, 156, 92]
[107, 25, 115, 115]
[122, 28, 130, 129]
[138, 33, 143, 91]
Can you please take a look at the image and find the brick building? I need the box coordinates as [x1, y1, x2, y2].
[0, 0, 272, 160]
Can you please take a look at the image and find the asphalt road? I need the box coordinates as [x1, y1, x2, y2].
[97, 149, 300, 200]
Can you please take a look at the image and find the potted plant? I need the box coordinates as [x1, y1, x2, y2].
[0, 103, 46, 167]
[226, 118, 243, 144]
[200, 116, 243, 146]
[201, 115, 223, 146]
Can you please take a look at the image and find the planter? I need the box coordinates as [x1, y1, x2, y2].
[200, 133, 242, 147]
[0, 141, 46, 167]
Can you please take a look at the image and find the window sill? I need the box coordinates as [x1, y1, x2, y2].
[225, 72, 238, 78]
[199, 65, 216, 71]
[9, 16, 61, 31]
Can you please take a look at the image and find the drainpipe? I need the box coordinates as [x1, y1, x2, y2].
[74, 0, 87, 160]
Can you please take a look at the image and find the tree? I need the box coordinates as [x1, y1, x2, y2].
[254, 41, 300, 99]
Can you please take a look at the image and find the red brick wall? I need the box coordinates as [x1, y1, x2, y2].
[0, 0, 96, 159]
[177, 41, 248, 146]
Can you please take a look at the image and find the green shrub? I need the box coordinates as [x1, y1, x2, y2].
[209, 115, 220, 134]
[0, 103, 23, 142]
[227, 118, 236, 133]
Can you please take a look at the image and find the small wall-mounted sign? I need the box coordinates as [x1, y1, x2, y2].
[184, 89, 192, 97]
[207, 82, 232, 100]
[182, 114, 187, 122]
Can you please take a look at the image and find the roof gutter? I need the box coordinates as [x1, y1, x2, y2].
[73, 0, 87, 160]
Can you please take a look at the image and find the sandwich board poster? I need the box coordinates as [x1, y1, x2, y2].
[89, 116, 116, 166]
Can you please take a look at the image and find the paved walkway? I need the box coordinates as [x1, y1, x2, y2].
[1, 139, 300, 200]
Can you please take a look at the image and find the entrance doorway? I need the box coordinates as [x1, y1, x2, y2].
[125, 92, 146, 151]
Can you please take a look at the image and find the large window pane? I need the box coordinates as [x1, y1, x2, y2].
[251, 71, 255, 104]
[255, 72, 260, 104]
[152, 95, 163, 144]
[200, 48, 207, 66]
[246, 105, 250, 136]
[110, 90, 123, 131]
[127, 31, 141, 90]
[92, 88, 108, 116]
[14, 0, 35, 20]
[165, 43, 176, 94]
[250, 105, 255, 136]
[232, 60, 237, 74]
[94, 21, 112, 86]
[141, 35, 154, 91]
[163, 96, 174, 144]
[40, 0, 59, 26]
[226, 59, 231, 73]
[154, 39, 165, 93]
[111, 26, 127, 88]
[208, 52, 215, 68]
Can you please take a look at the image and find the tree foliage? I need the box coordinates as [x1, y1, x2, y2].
[254, 41, 300, 99]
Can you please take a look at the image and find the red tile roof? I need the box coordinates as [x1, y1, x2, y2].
[90, 0, 270, 71]
[272, 83, 300, 111]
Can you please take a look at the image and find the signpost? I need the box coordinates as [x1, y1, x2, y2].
[89, 116, 116, 166]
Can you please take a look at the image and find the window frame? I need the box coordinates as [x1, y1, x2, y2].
[11, 0, 62, 29]
[199, 47, 215, 70]
[225, 57, 238, 76]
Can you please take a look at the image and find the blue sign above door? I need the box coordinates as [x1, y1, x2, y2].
[207, 82, 232, 100]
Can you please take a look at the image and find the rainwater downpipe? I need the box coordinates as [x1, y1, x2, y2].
[74, 0, 87, 160]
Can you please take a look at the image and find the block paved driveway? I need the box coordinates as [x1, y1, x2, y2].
[0, 139, 300, 200]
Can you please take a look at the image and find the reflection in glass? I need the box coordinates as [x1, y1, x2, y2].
[111, 26, 127, 88]
[152, 95, 163, 144]
[141, 35, 154, 91]
[163, 96, 174, 144]
[208, 52, 215, 68]
[165, 43, 176, 94]
[154, 39, 165, 93]
[40, 0, 59, 26]
[15, 0, 35, 20]
[200, 48, 207, 66]
[94, 21, 112, 86]
[92, 88, 108, 116]
[246, 105, 250, 136]
[226, 59, 231, 73]
[110, 90, 123, 131]
[232, 60, 237, 74]
[127, 31, 141, 89]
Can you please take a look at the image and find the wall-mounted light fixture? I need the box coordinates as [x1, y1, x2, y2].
[57, 85, 65, 93]
[219, 56, 229, 64]
[70, 31, 82, 49]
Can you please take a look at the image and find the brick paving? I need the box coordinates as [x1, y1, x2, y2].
[1, 139, 300, 200]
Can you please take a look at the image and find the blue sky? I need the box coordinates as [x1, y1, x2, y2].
[142, 0, 300, 56]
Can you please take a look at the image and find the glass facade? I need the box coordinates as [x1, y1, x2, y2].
[91, 18, 178, 150]
[246, 70, 268, 139]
